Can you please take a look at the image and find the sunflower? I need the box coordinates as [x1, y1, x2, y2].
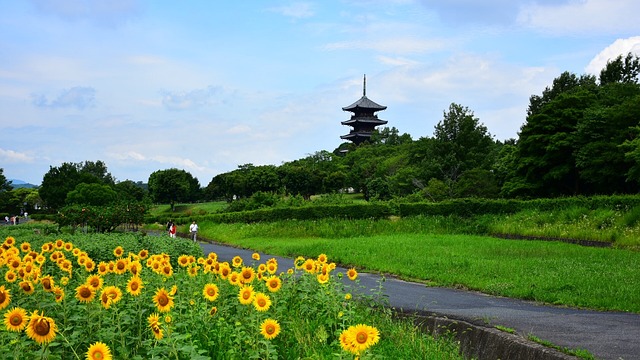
[19, 281, 35, 295]
[84, 259, 95, 272]
[257, 263, 267, 274]
[266, 262, 277, 275]
[252, 252, 260, 261]
[40, 275, 55, 292]
[86, 341, 112, 360]
[25, 310, 58, 344]
[153, 288, 175, 313]
[75, 284, 95, 303]
[260, 318, 281, 340]
[207, 252, 218, 261]
[240, 266, 255, 284]
[148, 313, 163, 340]
[126, 276, 144, 296]
[228, 272, 241, 286]
[188, 265, 199, 277]
[138, 249, 149, 259]
[97, 262, 109, 276]
[178, 255, 190, 267]
[317, 253, 328, 263]
[85, 275, 103, 291]
[54, 239, 64, 249]
[113, 246, 124, 258]
[4, 307, 28, 332]
[20, 242, 31, 253]
[63, 242, 74, 252]
[53, 286, 65, 303]
[100, 286, 123, 309]
[114, 258, 128, 275]
[219, 264, 231, 279]
[161, 264, 173, 277]
[203, 283, 219, 302]
[237, 285, 255, 305]
[340, 324, 380, 354]
[317, 273, 329, 284]
[128, 261, 142, 276]
[347, 268, 358, 281]
[265, 276, 282, 293]
[294, 256, 306, 269]
[4, 236, 16, 246]
[253, 292, 271, 312]
[4, 270, 17, 283]
[303, 259, 316, 274]
[232, 256, 243, 268]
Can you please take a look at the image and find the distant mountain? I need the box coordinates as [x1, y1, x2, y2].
[8, 179, 38, 189]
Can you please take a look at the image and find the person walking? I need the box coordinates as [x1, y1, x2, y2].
[189, 221, 198, 242]
[169, 223, 177, 238]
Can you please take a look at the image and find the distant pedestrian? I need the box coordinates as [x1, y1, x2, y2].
[189, 221, 198, 242]
[169, 224, 177, 238]
[166, 220, 174, 236]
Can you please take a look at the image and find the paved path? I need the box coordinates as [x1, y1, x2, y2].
[199, 241, 640, 360]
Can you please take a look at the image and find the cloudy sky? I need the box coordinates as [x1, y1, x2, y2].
[1, 0, 639, 186]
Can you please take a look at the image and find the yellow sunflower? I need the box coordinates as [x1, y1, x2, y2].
[178, 255, 190, 267]
[188, 265, 199, 277]
[260, 318, 281, 340]
[19, 281, 35, 295]
[128, 261, 142, 276]
[99, 286, 123, 309]
[203, 283, 219, 302]
[148, 313, 163, 340]
[340, 324, 380, 354]
[257, 263, 267, 274]
[303, 259, 316, 274]
[317, 253, 328, 263]
[317, 273, 330, 284]
[97, 262, 109, 276]
[113, 246, 124, 258]
[113, 258, 128, 275]
[75, 284, 95, 303]
[39, 276, 54, 292]
[84, 259, 95, 272]
[126, 276, 144, 296]
[153, 288, 175, 313]
[265, 276, 282, 293]
[209, 306, 218, 317]
[86, 341, 112, 360]
[232, 255, 243, 268]
[85, 275, 103, 291]
[20, 242, 31, 253]
[240, 266, 255, 284]
[53, 286, 65, 303]
[219, 263, 231, 279]
[64, 242, 74, 252]
[228, 272, 241, 286]
[253, 292, 271, 312]
[4, 270, 17, 283]
[207, 252, 218, 261]
[252, 252, 260, 261]
[25, 310, 58, 344]
[54, 239, 64, 249]
[347, 268, 358, 281]
[4, 307, 28, 332]
[138, 249, 149, 259]
[237, 285, 255, 305]
[266, 262, 277, 275]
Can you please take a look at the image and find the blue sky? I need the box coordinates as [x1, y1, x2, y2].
[1, 0, 639, 186]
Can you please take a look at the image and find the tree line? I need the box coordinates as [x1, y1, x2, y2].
[1, 53, 639, 220]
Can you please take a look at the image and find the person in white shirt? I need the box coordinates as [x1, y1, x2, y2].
[189, 221, 198, 242]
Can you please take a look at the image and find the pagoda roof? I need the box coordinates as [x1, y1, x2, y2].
[342, 95, 387, 112]
[341, 117, 387, 126]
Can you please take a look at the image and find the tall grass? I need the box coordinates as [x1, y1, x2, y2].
[197, 218, 640, 313]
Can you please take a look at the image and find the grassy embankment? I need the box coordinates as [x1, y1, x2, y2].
[149, 202, 640, 313]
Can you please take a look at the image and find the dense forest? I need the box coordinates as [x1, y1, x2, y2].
[1, 53, 639, 217]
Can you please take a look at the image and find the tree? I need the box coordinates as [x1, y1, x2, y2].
[431, 103, 496, 183]
[39, 161, 116, 211]
[599, 53, 640, 85]
[0, 168, 12, 212]
[66, 183, 118, 206]
[114, 180, 148, 202]
[148, 168, 201, 211]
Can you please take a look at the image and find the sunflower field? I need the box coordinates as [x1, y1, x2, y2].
[0, 229, 420, 360]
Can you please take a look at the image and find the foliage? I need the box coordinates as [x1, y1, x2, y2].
[57, 202, 148, 233]
[0, 232, 463, 360]
[148, 168, 201, 211]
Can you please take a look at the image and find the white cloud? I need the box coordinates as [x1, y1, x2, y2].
[585, 36, 640, 75]
[517, 0, 640, 35]
[0, 148, 34, 163]
[32, 86, 96, 109]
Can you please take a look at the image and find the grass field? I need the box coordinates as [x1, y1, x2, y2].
[192, 218, 640, 313]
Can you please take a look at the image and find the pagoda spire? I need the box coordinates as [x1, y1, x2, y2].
[363, 74, 366, 96]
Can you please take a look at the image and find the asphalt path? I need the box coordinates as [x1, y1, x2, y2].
[199, 241, 640, 360]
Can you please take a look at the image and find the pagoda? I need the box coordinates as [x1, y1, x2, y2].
[340, 75, 388, 145]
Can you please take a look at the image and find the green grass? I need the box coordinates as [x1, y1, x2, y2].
[196, 218, 640, 313]
[149, 201, 227, 218]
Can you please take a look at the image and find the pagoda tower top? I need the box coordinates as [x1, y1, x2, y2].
[340, 75, 388, 145]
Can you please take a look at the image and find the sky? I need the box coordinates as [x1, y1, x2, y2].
[1, 0, 640, 186]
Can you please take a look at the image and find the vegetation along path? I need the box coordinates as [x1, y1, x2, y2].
[199, 240, 639, 360]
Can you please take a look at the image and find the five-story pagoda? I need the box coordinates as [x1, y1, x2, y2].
[340, 75, 387, 145]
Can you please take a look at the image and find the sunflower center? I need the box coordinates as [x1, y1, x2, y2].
[356, 331, 367, 344]
[93, 351, 104, 360]
[266, 325, 275, 335]
[10, 315, 22, 325]
[207, 289, 215, 296]
[80, 288, 92, 298]
[131, 282, 138, 291]
[258, 298, 266, 306]
[158, 295, 168, 306]
[243, 292, 250, 300]
[0, 292, 5, 303]
[35, 319, 51, 336]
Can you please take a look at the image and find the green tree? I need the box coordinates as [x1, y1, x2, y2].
[432, 103, 496, 183]
[114, 180, 148, 202]
[66, 183, 118, 206]
[39, 161, 113, 211]
[0, 169, 12, 212]
[599, 53, 640, 85]
[148, 168, 201, 211]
